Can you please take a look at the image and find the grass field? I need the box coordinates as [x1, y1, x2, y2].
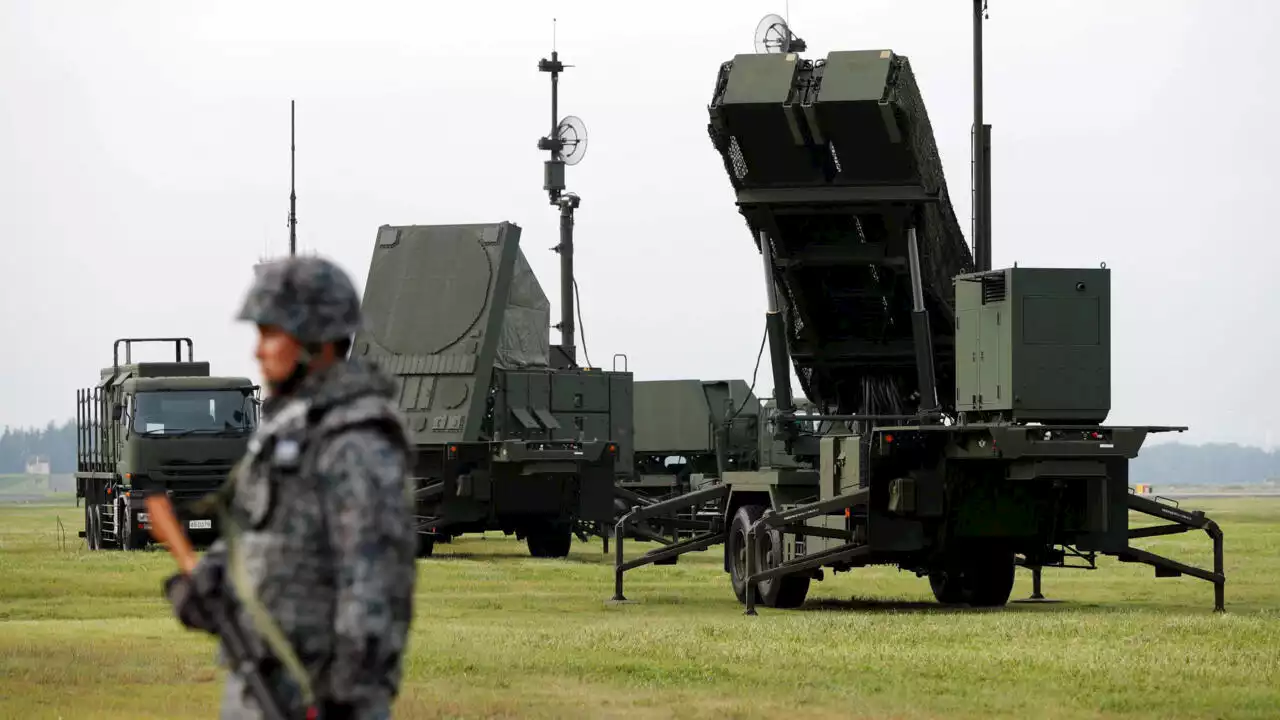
[1, 497, 1277, 719]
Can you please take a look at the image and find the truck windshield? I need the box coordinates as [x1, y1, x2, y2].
[132, 390, 257, 436]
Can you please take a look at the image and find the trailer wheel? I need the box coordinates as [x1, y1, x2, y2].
[527, 522, 572, 558]
[927, 569, 965, 604]
[928, 547, 1017, 607]
[727, 504, 764, 603]
[416, 534, 435, 559]
[755, 522, 811, 609]
[963, 549, 1016, 607]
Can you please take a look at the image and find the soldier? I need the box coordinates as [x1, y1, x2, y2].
[162, 255, 418, 719]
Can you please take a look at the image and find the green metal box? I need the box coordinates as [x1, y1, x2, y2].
[954, 267, 1110, 424]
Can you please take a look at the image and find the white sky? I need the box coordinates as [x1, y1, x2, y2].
[2, 0, 1277, 448]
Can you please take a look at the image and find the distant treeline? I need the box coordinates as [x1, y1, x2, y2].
[1131, 441, 1279, 487]
[0, 421, 1276, 486]
[0, 420, 78, 474]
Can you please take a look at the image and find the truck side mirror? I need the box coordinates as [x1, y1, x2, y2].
[111, 403, 124, 422]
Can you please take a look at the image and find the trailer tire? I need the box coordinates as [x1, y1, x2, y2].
[755, 522, 811, 609]
[727, 504, 764, 603]
[927, 569, 965, 604]
[964, 549, 1016, 607]
[416, 534, 435, 559]
[527, 522, 572, 558]
[727, 504, 811, 608]
[928, 547, 1016, 608]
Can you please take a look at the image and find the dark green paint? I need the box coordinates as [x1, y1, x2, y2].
[612, 26, 1223, 614]
[351, 223, 633, 558]
[954, 267, 1111, 423]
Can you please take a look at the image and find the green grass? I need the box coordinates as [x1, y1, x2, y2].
[0, 473, 73, 501]
[1, 497, 1278, 719]
[0, 474, 44, 493]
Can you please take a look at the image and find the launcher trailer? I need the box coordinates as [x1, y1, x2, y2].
[610, 29, 1225, 613]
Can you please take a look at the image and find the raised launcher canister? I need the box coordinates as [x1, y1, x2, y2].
[610, 40, 1224, 613]
[352, 222, 634, 559]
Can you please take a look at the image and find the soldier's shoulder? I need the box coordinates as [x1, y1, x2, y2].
[312, 425, 407, 491]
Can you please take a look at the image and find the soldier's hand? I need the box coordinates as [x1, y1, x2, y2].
[163, 572, 220, 633]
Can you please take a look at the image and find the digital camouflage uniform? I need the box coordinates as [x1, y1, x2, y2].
[165, 256, 418, 720]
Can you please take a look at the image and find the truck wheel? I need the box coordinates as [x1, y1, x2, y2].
[120, 505, 146, 551]
[84, 504, 96, 551]
[118, 504, 132, 551]
[727, 504, 764, 603]
[87, 504, 102, 551]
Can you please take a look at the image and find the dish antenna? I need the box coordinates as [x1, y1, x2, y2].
[553, 115, 588, 166]
[753, 13, 805, 54]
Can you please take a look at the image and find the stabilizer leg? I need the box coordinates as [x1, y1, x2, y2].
[1117, 494, 1226, 612]
[1029, 565, 1044, 600]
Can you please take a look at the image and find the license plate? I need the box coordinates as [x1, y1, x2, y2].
[188, 519, 213, 530]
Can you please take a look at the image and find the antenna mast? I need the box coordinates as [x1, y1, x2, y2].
[289, 99, 297, 257]
[972, 1, 991, 271]
[537, 19, 589, 368]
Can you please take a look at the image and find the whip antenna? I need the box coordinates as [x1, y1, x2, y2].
[288, 100, 297, 256]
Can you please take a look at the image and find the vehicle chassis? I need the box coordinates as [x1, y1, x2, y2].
[611, 421, 1226, 613]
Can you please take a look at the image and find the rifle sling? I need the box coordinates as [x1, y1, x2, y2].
[216, 456, 318, 708]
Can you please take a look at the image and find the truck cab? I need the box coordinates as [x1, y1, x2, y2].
[76, 337, 259, 550]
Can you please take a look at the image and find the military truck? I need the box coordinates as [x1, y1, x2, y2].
[75, 337, 259, 550]
[619, 382, 824, 552]
[351, 222, 632, 558]
[610, 22, 1226, 613]
[628, 380, 760, 500]
[608, 380, 760, 551]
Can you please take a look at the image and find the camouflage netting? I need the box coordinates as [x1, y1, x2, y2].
[494, 249, 551, 370]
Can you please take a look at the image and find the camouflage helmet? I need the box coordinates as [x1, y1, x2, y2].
[237, 255, 361, 344]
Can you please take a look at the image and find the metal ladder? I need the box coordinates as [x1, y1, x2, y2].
[100, 500, 119, 547]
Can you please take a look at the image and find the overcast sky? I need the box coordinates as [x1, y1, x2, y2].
[2, 0, 1276, 448]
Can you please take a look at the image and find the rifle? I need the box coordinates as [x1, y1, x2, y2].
[147, 495, 307, 720]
